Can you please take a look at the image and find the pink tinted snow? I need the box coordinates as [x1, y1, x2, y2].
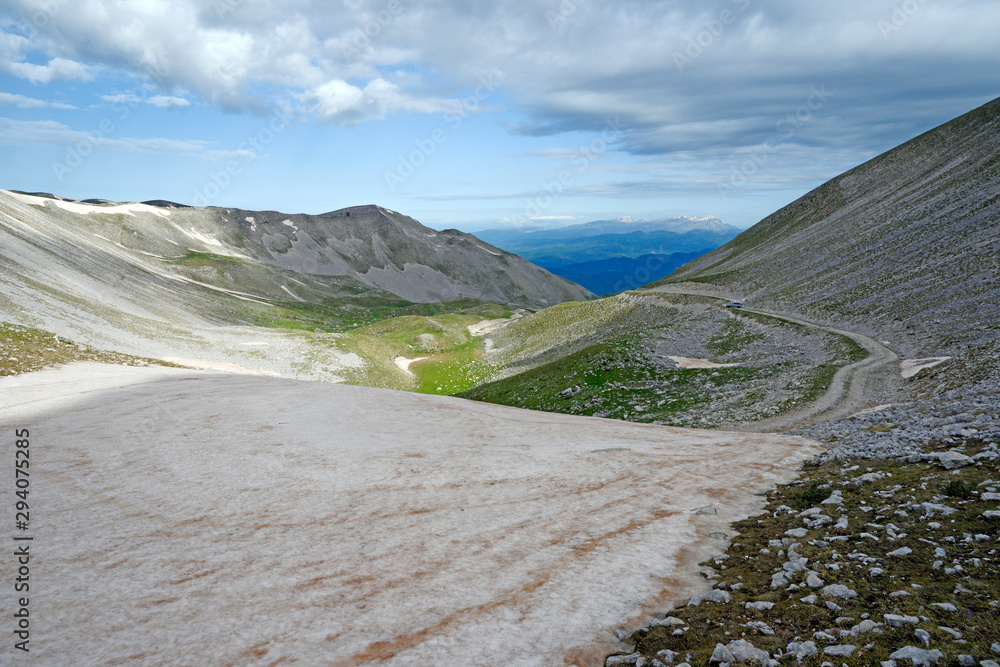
[0, 363, 819, 665]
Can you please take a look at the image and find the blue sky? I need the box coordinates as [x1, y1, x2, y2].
[0, 0, 998, 232]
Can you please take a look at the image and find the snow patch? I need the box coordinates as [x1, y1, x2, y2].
[3, 191, 172, 218]
[161, 221, 250, 259]
[668, 356, 740, 369]
[282, 219, 298, 231]
[0, 363, 820, 666]
[900, 357, 951, 379]
[161, 358, 280, 376]
[474, 243, 501, 256]
[280, 285, 304, 302]
[54, 200, 173, 218]
[4, 190, 60, 207]
[158, 274, 272, 305]
[394, 355, 430, 376]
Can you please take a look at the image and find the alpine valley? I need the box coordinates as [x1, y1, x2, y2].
[2, 98, 999, 667]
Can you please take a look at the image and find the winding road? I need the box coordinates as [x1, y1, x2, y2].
[647, 284, 900, 432]
[733, 309, 898, 432]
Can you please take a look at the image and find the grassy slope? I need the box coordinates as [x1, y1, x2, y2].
[336, 304, 513, 393]
[460, 333, 773, 425]
[458, 295, 867, 428]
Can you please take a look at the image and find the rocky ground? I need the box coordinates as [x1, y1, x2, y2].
[607, 382, 1000, 667]
[643, 308, 867, 426]
[793, 380, 1000, 464]
[464, 302, 866, 429]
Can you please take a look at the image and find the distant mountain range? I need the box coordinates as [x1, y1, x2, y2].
[542, 252, 704, 295]
[476, 216, 740, 294]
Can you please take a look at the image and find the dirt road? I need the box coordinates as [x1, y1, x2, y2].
[647, 284, 899, 431]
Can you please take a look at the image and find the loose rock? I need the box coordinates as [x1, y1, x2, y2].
[888, 646, 944, 665]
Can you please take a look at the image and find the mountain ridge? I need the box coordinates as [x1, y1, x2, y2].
[475, 216, 740, 292]
[1, 192, 591, 308]
[0, 189, 590, 384]
[656, 95, 1000, 388]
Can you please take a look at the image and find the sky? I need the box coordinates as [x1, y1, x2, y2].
[0, 1, 997, 232]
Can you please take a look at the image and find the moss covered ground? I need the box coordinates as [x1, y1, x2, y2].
[624, 437, 1000, 666]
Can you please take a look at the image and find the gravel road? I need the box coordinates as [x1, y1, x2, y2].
[647, 285, 901, 432]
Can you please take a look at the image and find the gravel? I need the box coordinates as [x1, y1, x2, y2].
[791, 379, 1000, 463]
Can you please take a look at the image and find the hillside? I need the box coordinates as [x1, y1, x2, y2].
[655, 97, 1000, 389]
[2, 192, 590, 307]
[0, 190, 588, 384]
[457, 98, 1000, 436]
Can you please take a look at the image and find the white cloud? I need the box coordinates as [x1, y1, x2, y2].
[147, 95, 191, 108]
[310, 80, 365, 118]
[1, 57, 94, 84]
[0, 117, 248, 160]
[0, 0, 996, 161]
[307, 77, 457, 123]
[0, 92, 75, 109]
[100, 92, 191, 109]
[99, 93, 142, 105]
[0, 92, 44, 108]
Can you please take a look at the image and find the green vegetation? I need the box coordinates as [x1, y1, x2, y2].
[410, 337, 485, 394]
[167, 250, 250, 264]
[454, 293, 874, 427]
[939, 479, 976, 499]
[0, 322, 179, 376]
[338, 310, 511, 394]
[789, 483, 832, 510]
[255, 296, 510, 333]
[458, 334, 777, 425]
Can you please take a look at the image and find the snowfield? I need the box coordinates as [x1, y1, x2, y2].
[0, 363, 819, 665]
